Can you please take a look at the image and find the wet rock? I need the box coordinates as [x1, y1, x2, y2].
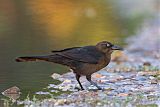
[62, 79, 72, 84]
[143, 62, 151, 66]
[117, 93, 130, 97]
[48, 84, 57, 88]
[51, 73, 62, 80]
[2, 86, 20, 94]
[92, 73, 106, 79]
[2, 93, 20, 102]
[149, 76, 155, 80]
[54, 99, 67, 106]
[135, 76, 147, 81]
[36, 91, 50, 95]
[97, 79, 108, 84]
[137, 71, 159, 76]
[150, 79, 158, 84]
[140, 86, 156, 92]
[2, 86, 21, 102]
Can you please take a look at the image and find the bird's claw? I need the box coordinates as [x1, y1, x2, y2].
[97, 87, 105, 91]
[75, 87, 84, 91]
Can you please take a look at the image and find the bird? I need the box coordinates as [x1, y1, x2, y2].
[15, 41, 123, 90]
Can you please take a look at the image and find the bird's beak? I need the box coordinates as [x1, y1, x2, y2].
[111, 45, 123, 51]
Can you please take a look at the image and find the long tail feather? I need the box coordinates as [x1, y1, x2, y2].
[15, 56, 48, 62]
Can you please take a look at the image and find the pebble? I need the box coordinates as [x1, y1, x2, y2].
[117, 93, 129, 97]
[54, 99, 67, 106]
[137, 72, 159, 76]
[135, 76, 147, 81]
[11, 66, 160, 107]
[2, 86, 20, 94]
[51, 73, 62, 80]
[36, 91, 50, 95]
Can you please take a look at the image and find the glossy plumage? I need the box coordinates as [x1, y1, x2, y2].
[16, 41, 123, 90]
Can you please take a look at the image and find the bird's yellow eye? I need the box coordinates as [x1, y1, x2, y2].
[106, 43, 110, 47]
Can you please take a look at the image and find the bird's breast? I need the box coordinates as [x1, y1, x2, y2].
[75, 56, 111, 76]
[96, 56, 111, 70]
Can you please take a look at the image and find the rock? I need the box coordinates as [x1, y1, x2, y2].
[97, 102, 103, 106]
[137, 71, 159, 76]
[62, 79, 72, 84]
[36, 91, 50, 95]
[93, 73, 105, 78]
[149, 76, 155, 80]
[143, 62, 151, 66]
[2, 86, 20, 94]
[50, 90, 59, 93]
[2, 86, 21, 102]
[150, 79, 158, 84]
[54, 99, 67, 106]
[109, 75, 124, 83]
[140, 87, 156, 92]
[51, 73, 62, 80]
[117, 93, 129, 97]
[97, 79, 108, 84]
[135, 76, 147, 81]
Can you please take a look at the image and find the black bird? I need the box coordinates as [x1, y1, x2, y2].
[16, 41, 123, 90]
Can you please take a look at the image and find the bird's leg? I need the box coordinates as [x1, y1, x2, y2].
[76, 74, 84, 90]
[86, 75, 102, 90]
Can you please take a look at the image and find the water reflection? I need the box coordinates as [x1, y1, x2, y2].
[23, 0, 124, 46]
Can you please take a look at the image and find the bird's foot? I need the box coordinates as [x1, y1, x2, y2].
[98, 87, 105, 91]
[96, 86, 105, 91]
[97, 87, 102, 90]
[75, 87, 84, 91]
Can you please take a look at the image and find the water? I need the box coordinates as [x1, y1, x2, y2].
[0, 0, 136, 105]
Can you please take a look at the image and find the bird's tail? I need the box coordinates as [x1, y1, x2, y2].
[15, 56, 49, 62]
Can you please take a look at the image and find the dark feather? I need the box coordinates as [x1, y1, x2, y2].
[51, 47, 81, 53]
[52, 46, 104, 64]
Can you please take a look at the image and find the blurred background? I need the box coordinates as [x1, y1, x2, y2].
[0, 0, 159, 100]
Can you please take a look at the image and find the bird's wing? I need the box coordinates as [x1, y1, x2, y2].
[51, 46, 103, 64]
[51, 47, 81, 53]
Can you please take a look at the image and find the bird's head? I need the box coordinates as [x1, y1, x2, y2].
[96, 41, 123, 54]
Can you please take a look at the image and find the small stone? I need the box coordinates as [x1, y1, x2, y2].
[94, 73, 104, 78]
[149, 76, 155, 80]
[135, 76, 147, 81]
[36, 91, 50, 95]
[117, 93, 129, 97]
[63, 79, 72, 84]
[93, 73, 106, 80]
[109, 75, 124, 83]
[97, 102, 102, 106]
[50, 90, 59, 93]
[48, 84, 56, 88]
[54, 99, 66, 106]
[140, 87, 155, 92]
[137, 72, 158, 76]
[143, 62, 151, 66]
[51, 73, 62, 80]
[2, 86, 21, 102]
[150, 79, 158, 84]
[2, 86, 20, 94]
[97, 79, 108, 83]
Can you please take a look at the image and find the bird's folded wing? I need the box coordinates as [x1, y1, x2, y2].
[51, 46, 103, 64]
[51, 47, 81, 52]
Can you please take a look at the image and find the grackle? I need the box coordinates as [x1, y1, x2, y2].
[16, 41, 123, 90]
